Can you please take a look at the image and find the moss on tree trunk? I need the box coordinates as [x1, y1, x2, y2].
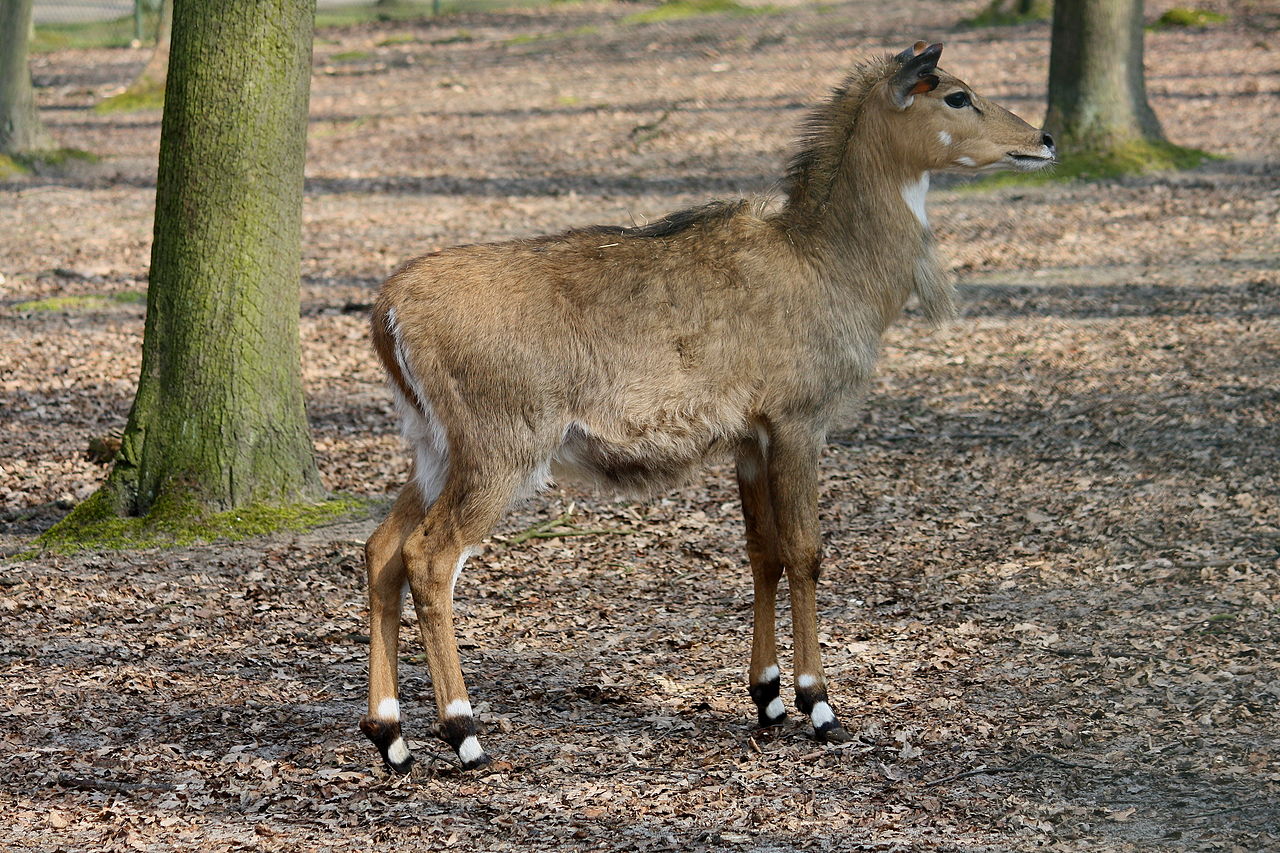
[46, 0, 326, 548]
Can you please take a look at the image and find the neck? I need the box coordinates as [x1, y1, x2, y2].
[779, 137, 951, 326]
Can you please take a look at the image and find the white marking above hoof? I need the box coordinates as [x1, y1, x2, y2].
[458, 736, 484, 765]
[765, 696, 786, 721]
[444, 698, 473, 719]
[387, 736, 411, 766]
[375, 697, 401, 721]
[796, 673, 818, 690]
[760, 664, 780, 684]
[810, 701, 836, 729]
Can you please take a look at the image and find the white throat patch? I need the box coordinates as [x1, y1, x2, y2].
[900, 173, 930, 227]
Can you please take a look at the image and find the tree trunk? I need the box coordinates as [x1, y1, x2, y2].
[1045, 0, 1166, 151]
[0, 0, 54, 155]
[102, 0, 324, 518]
[125, 0, 173, 97]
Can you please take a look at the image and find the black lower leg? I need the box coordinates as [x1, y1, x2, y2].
[438, 715, 490, 770]
[748, 673, 787, 727]
[795, 685, 849, 742]
[359, 717, 415, 775]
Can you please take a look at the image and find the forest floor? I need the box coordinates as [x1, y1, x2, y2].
[1, 0, 1278, 850]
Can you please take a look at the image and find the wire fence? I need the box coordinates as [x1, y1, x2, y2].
[32, 1, 427, 27]
[31, 2, 420, 50]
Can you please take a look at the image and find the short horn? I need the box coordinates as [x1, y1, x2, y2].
[890, 42, 943, 108]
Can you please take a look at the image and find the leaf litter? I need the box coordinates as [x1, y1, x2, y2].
[1, 1, 1278, 850]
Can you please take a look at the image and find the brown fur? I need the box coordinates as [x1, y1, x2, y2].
[359, 42, 1054, 771]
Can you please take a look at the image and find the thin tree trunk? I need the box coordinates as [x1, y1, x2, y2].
[1045, 0, 1166, 151]
[0, 0, 54, 155]
[102, 0, 323, 517]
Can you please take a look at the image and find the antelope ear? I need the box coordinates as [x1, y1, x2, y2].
[890, 41, 943, 109]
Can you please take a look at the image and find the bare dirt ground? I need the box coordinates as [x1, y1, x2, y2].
[1, 1, 1278, 850]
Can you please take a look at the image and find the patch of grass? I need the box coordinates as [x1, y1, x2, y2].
[35, 491, 374, 555]
[96, 87, 164, 114]
[966, 139, 1216, 189]
[506, 25, 597, 46]
[32, 12, 161, 52]
[0, 154, 28, 178]
[332, 49, 374, 62]
[431, 29, 476, 44]
[14, 291, 146, 313]
[1149, 7, 1228, 29]
[376, 32, 421, 46]
[961, 0, 1051, 28]
[624, 0, 777, 25]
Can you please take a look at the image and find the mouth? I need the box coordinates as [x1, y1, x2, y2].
[1006, 150, 1056, 171]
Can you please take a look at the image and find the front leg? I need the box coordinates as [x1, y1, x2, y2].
[765, 423, 852, 743]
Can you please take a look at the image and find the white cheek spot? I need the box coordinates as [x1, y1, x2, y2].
[387, 736, 411, 765]
[457, 736, 484, 764]
[375, 697, 401, 721]
[954, 156, 976, 167]
[765, 696, 785, 720]
[937, 130, 951, 146]
[900, 173, 929, 227]
[810, 701, 836, 728]
[759, 664, 779, 684]
[444, 698, 473, 719]
[796, 673, 818, 690]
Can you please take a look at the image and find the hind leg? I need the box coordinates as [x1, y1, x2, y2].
[737, 438, 788, 729]
[401, 469, 519, 769]
[360, 483, 427, 773]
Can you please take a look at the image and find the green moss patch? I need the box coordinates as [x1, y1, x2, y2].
[7, 149, 101, 175]
[0, 154, 28, 178]
[15, 291, 146, 313]
[1150, 8, 1228, 29]
[35, 492, 374, 555]
[966, 140, 1216, 189]
[96, 87, 165, 114]
[624, 0, 777, 25]
[376, 33, 421, 46]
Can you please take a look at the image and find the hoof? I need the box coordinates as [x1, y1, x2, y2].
[360, 715, 415, 775]
[814, 721, 853, 744]
[460, 750, 493, 771]
[756, 709, 789, 728]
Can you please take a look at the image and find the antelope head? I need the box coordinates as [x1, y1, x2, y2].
[887, 42, 1056, 174]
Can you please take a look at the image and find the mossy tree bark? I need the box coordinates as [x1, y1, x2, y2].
[1045, 0, 1166, 151]
[0, 0, 54, 155]
[91, 0, 324, 523]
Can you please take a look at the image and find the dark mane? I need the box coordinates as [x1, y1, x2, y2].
[783, 56, 895, 211]
[550, 199, 748, 243]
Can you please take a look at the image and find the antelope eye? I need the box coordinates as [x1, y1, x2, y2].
[944, 91, 971, 108]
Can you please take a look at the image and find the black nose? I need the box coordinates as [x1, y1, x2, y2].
[1041, 132, 1055, 150]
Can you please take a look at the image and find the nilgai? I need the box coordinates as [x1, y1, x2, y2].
[359, 41, 1055, 772]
